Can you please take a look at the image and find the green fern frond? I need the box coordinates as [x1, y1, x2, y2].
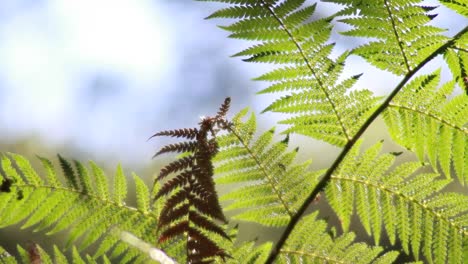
[14, 243, 112, 264]
[214, 109, 322, 227]
[278, 212, 399, 264]
[202, 0, 380, 147]
[0, 153, 157, 263]
[326, 141, 468, 263]
[383, 71, 468, 184]
[0, 245, 16, 264]
[225, 242, 272, 264]
[439, 0, 468, 17]
[326, 0, 449, 76]
[155, 224, 269, 263]
[231, 242, 272, 264]
[444, 48, 468, 93]
[205, 224, 273, 264]
[454, 31, 468, 52]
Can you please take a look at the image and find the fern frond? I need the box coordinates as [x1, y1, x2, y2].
[326, 141, 468, 263]
[444, 47, 468, 93]
[279, 212, 399, 264]
[154, 141, 198, 158]
[0, 245, 16, 263]
[383, 71, 468, 184]
[229, 242, 272, 264]
[151, 98, 231, 263]
[10, 242, 113, 264]
[202, 0, 380, 147]
[149, 128, 199, 140]
[0, 153, 157, 263]
[326, 0, 449, 75]
[205, 224, 273, 264]
[439, 0, 468, 17]
[214, 109, 322, 227]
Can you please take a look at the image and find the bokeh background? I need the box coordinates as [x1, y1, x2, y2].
[0, 0, 466, 261]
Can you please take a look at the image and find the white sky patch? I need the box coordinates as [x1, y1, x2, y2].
[48, 0, 172, 85]
[0, 5, 71, 137]
[0, 0, 173, 146]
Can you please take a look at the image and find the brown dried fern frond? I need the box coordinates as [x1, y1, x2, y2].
[149, 128, 199, 140]
[151, 97, 232, 263]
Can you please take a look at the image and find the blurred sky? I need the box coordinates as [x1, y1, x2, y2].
[0, 0, 466, 167]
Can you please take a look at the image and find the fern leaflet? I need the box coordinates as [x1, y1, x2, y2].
[439, 0, 468, 17]
[201, 0, 380, 147]
[383, 71, 468, 184]
[444, 47, 468, 94]
[326, 0, 449, 76]
[12, 243, 112, 264]
[326, 141, 468, 263]
[214, 108, 321, 227]
[279, 212, 400, 264]
[0, 153, 158, 263]
[0, 245, 16, 264]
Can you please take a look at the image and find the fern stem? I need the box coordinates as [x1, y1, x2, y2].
[264, 24, 468, 264]
[260, 0, 352, 141]
[383, 0, 411, 73]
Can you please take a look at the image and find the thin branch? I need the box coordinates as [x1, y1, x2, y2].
[264, 24, 468, 264]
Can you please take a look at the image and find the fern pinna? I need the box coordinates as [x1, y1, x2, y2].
[384, 70, 468, 184]
[202, 0, 381, 147]
[327, 140, 468, 263]
[325, 0, 448, 75]
[150, 97, 231, 263]
[214, 108, 322, 227]
[0, 153, 162, 263]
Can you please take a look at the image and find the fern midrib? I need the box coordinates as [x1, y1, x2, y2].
[452, 46, 468, 53]
[186, 174, 196, 260]
[280, 249, 348, 264]
[383, 0, 411, 73]
[260, 0, 351, 141]
[265, 25, 468, 264]
[332, 175, 468, 237]
[13, 183, 157, 217]
[228, 125, 294, 217]
[388, 103, 468, 133]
